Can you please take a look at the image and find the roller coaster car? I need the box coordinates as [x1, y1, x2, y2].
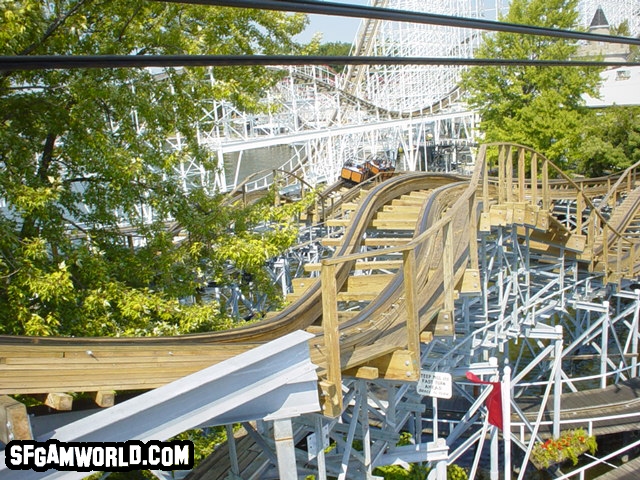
[340, 160, 395, 184]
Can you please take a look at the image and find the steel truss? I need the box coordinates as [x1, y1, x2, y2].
[158, 0, 640, 194]
[206, 219, 640, 480]
[361, 0, 481, 113]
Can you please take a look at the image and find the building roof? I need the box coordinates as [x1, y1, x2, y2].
[590, 6, 610, 29]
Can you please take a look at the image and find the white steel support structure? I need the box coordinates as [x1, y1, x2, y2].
[267, 220, 640, 480]
[157, 0, 640, 196]
[578, 0, 640, 36]
[360, 0, 482, 113]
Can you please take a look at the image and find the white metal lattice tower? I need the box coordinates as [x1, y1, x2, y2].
[357, 0, 483, 113]
[579, 0, 640, 36]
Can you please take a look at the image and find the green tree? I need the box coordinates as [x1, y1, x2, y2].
[315, 41, 353, 73]
[460, 0, 602, 168]
[577, 106, 640, 176]
[0, 0, 311, 336]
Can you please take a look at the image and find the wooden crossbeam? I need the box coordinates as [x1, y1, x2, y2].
[305, 259, 402, 272]
[93, 390, 116, 408]
[42, 392, 73, 411]
[0, 396, 32, 443]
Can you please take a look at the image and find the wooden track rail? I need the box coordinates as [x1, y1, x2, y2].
[2, 143, 640, 416]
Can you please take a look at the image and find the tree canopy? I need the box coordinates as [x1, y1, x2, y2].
[314, 41, 353, 73]
[460, 0, 603, 169]
[576, 106, 640, 176]
[0, 0, 311, 336]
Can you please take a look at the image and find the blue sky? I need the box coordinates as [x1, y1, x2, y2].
[294, 0, 367, 44]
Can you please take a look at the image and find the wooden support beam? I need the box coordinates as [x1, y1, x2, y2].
[320, 237, 343, 247]
[305, 259, 402, 272]
[403, 249, 421, 369]
[291, 278, 316, 295]
[43, 392, 73, 411]
[363, 237, 411, 247]
[390, 198, 424, 206]
[343, 366, 379, 380]
[0, 396, 32, 443]
[498, 145, 506, 204]
[460, 269, 481, 296]
[505, 145, 514, 203]
[382, 205, 422, 214]
[371, 219, 417, 230]
[326, 218, 350, 227]
[468, 195, 479, 270]
[344, 274, 394, 293]
[518, 148, 526, 202]
[365, 350, 419, 381]
[420, 332, 434, 344]
[442, 221, 455, 319]
[321, 262, 342, 417]
[336, 291, 378, 301]
[434, 310, 454, 336]
[93, 390, 115, 408]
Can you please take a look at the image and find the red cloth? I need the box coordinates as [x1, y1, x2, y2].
[466, 371, 503, 430]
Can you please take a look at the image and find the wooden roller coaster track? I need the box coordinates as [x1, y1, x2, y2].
[2, 143, 640, 419]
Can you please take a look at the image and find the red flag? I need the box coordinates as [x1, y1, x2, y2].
[466, 371, 503, 430]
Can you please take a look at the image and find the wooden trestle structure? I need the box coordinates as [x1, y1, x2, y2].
[2, 143, 640, 474]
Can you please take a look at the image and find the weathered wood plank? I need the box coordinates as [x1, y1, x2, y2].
[0, 396, 32, 442]
[43, 392, 73, 411]
[93, 390, 115, 408]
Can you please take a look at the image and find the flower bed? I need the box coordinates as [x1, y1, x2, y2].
[530, 428, 597, 470]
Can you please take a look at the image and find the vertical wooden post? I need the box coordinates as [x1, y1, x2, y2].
[616, 236, 622, 280]
[518, 147, 525, 202]
[498, 146, 506, 204]
[482, 146, 490, 214]
[542, 160, 550, 211]
[576, 192, 584, 234]
[0, 396, 32, 443]
[442, 222, 455, 316]
[321, 262, 342, 416]
[403, 249, 420, 362]
[468, 195, 479, 271]
[588, 211, 596, 271]
[505, 145, 513, 203]
[530, 153, 538, 206]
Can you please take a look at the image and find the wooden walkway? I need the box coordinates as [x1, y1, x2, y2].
[517, 377, 640, 438]
[596, 455, 640, 480]
[425, 378, 640, 439]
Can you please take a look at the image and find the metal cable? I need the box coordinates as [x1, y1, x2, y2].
[2, 55, 639, 71]
[159, 0, 640, 46]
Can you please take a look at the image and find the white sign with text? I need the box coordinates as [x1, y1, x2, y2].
[417, 371, 452, 399]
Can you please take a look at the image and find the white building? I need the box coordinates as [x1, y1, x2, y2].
[584, 66, 640, 107]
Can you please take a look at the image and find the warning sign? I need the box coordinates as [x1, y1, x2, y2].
[417, 371, 452, 399]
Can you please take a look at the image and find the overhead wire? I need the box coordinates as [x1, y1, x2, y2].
[1, 55, 640, 71]
[160, 0, 640, 46]
[1, 0, 640, 71]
